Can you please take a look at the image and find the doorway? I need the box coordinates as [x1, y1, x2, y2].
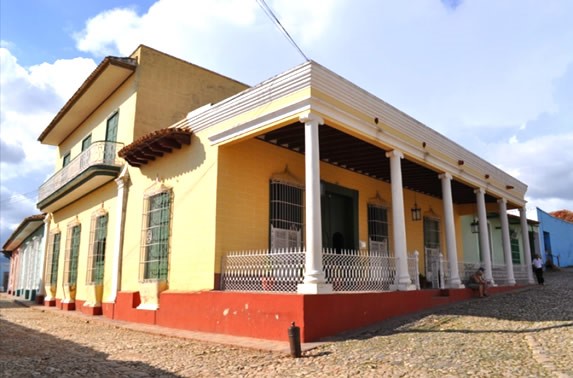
[321, 182, 358, 251]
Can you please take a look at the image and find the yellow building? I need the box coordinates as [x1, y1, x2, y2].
[36, 47, 534, 341]
[36, 45, 247, 313]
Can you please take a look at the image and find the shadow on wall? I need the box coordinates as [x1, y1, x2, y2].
[140, 134, 207, 181]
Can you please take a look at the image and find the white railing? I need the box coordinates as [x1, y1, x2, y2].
[220, 248, 305, 292]
[38, 141, 124, 203]
[323, 248, 398, 291]
[408, 251, 421, 290]
[220, 248, 420, 292]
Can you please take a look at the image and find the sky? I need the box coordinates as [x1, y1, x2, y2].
[1, 0, 572, 246]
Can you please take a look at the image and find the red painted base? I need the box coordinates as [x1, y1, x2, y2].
[35, 295, 45, 305]
[37, 285, 525, 342]
[44, 299, 56, 307]
[102, 302, 115, 319]
[61, 301, 76, 311]
[106, 285, 523, 342]
[79, 304, 103, 316]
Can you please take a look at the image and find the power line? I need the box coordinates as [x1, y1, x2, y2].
[256, 0, 310, 62]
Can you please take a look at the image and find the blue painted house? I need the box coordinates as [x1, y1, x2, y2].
[537, 208, 573, 268]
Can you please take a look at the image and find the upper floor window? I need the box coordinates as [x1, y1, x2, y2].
[106, 112, 119, 142]
[82, 134, 92, 152]
[87, 212, 108, 284]
[62, 152, 71, 168]
[64, 223, 81, 285]
[367, 204, 388, 256]
[141, 187, 172, 281]
[269, 180, 303, 250]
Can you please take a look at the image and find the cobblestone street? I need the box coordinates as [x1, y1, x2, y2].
[1, 268, 572, 377]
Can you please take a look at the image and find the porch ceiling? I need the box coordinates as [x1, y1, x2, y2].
[257, 122, 496, 204]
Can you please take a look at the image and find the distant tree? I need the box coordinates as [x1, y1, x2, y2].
[550, 209, 573, 223]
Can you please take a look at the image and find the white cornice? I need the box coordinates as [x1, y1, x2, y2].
[171, 60, 526, 205]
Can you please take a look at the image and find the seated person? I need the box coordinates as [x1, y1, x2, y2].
[467, 267, 488, 298]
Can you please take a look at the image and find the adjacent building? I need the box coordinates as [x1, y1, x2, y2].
[537, 208, 573, 267]
[2, 214, 46, 302]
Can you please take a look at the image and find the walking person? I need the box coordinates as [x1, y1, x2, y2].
[532, 254, 545, 285]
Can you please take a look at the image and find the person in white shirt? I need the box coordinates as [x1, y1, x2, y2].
[532, 254, 545, 285]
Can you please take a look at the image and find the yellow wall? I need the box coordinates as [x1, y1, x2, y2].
[215, 137, 467, 277]
[132, 46, 248, 140]
[120, 130, 220, 291]
[55, 79, 137, 170]
[48, 181, 118, 301]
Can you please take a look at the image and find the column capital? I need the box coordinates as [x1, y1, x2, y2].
[385, 149, 404, 159]
[439, 172, 452, 181]
[299, 112, 324, 126]
[497, 198, 507, 205]
[474, 187, 485, 195]
[115, 166, 130, 188]
[43, 213, 53, 224]
[519, 206, 527, 215]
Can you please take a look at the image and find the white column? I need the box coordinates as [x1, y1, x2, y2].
[40, 214, 52, 301]
[498, 199, 516, 285]
[297, 112, 332, 294]
[475, 188, 495, 285]
[439, 173, 463, 288]
[107, 167, 130, 303]
[519, 207, 535, 284]
[386, 150, 415, 291]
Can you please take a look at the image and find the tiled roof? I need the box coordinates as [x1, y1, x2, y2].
[118, 127, 192, 167]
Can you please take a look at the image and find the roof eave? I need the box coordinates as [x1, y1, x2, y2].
[38, 56, 137, 145]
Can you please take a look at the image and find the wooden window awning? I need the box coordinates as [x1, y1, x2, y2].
[118, 127, 192, 167]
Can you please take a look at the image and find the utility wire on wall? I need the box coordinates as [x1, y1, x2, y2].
[256, 0, 310, 62]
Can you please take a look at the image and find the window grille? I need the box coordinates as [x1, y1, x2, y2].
[87, 213, 108, 284]
[269, 180, 303, 250]
[510, 235, 521, 264]
[368, 204, 389, 256]
[46, 232, 61, 286]
[424, 217, 441, 249]
[64, 224, 81, 285]
[140, 189, 172, 281]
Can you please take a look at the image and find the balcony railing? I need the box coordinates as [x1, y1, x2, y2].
[220, 248, 420, 293]
[37, 141, 124, 204]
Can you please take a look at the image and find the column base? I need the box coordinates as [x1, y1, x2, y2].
[447, 282, 466, 289]
[297, 283, 333, 294]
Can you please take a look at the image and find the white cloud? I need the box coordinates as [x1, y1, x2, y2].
[0, 47, 96, 180]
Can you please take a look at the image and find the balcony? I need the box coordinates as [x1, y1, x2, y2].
[37, 141, 124, 212]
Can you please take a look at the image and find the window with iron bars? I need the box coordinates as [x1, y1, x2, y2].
[87, 213, 108, 284]
[510, 235, 521, 264]
[46, 232, 61, 286]
[141, 190, 172, 281]
[64, 224, 81, 285]
[367, 204, 389, 256]
[269, 180, 304, 250]
[424, 217, 441, 250]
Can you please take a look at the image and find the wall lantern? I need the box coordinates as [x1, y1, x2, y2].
[411, 196, 422, 221]
[470, 218, 480, 234]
